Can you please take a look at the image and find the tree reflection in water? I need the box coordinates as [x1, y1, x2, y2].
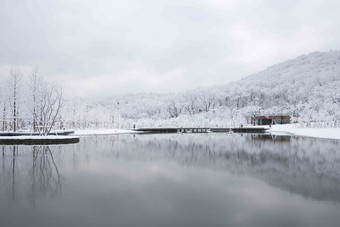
[76, 134, 340, 203]
[0, 133, 340, 207]
[30, 146, 61, 208]
[0, 145, 61, 207]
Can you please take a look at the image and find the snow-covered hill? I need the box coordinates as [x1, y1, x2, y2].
[64, 50, 340, 128]
[232, 50, 340, 109]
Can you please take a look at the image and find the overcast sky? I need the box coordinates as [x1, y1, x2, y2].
[1, 0, 340, 97]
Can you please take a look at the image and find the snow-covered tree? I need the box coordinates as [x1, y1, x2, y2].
[34, 80, 64, 135]
[8, 69, 23, 132]
[28, 68, 40, 132]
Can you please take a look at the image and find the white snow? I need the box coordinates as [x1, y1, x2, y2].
[269, 124, 340, 140]
[0, 135, 79, 140]
[74, 129, 136, 136]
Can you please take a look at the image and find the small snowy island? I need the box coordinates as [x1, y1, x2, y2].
[0, 130, 80, 145]
[0, 136, 80, 145]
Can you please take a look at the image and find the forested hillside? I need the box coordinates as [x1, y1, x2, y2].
[63, 50, 340, 129]
[1, 50, 338, 131]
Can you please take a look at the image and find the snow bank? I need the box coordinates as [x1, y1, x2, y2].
[269, 125, 340, 140]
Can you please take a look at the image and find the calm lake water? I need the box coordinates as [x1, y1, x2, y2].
[1, 133, 340, 227]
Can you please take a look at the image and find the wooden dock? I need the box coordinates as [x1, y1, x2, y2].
[134, 127, 267, 134]
[134, 128, 210, 133]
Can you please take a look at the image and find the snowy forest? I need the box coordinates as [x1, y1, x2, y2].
[1, 50, 340, 131]
[0, 68, 63, 134]
[63, 50, 340, 129]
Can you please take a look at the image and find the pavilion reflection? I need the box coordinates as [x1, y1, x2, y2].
[251, 134, 291, 142]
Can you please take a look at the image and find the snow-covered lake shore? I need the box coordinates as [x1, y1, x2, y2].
[269, 125, 340, 140]
[1, 125, 338, 141]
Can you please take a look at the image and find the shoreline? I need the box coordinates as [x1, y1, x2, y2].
[0, 135, 80, 145]
[268, 125, 340, 140]
[1, 125, 339, 142]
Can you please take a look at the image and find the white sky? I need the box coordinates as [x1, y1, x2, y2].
[1, 0, 340, 97]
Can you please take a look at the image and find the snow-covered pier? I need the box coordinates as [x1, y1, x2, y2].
[134, 128, 210, 133]
[212, 127, 267, 133]
[134, 127, 267, 134]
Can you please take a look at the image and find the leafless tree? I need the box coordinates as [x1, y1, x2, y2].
[35, 81, 64, 135]
[0, 82, 8, 131]
[198, 92, 216, 112]
[330, 91, 340, 104]
[167, 101, 182, 118]
[29, 68, 40, 132]
[8, 69, 23, 132]
[183, 93, 198, 116]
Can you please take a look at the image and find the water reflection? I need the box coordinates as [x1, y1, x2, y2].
[1, 134, 339, 206]
[74, 134, 340, 203]
[1, 145, 61, 207]
[0, 134, 340, 227]
[251, 134, 292, 142]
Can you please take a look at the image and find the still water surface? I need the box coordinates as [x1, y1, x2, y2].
[1, 133, 340, 227]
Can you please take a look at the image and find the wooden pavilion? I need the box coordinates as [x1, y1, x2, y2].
[251, 115, 291, 126]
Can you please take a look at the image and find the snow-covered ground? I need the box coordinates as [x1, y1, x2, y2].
[269, 125, 340, 140]
[74, 129, 136, 136]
